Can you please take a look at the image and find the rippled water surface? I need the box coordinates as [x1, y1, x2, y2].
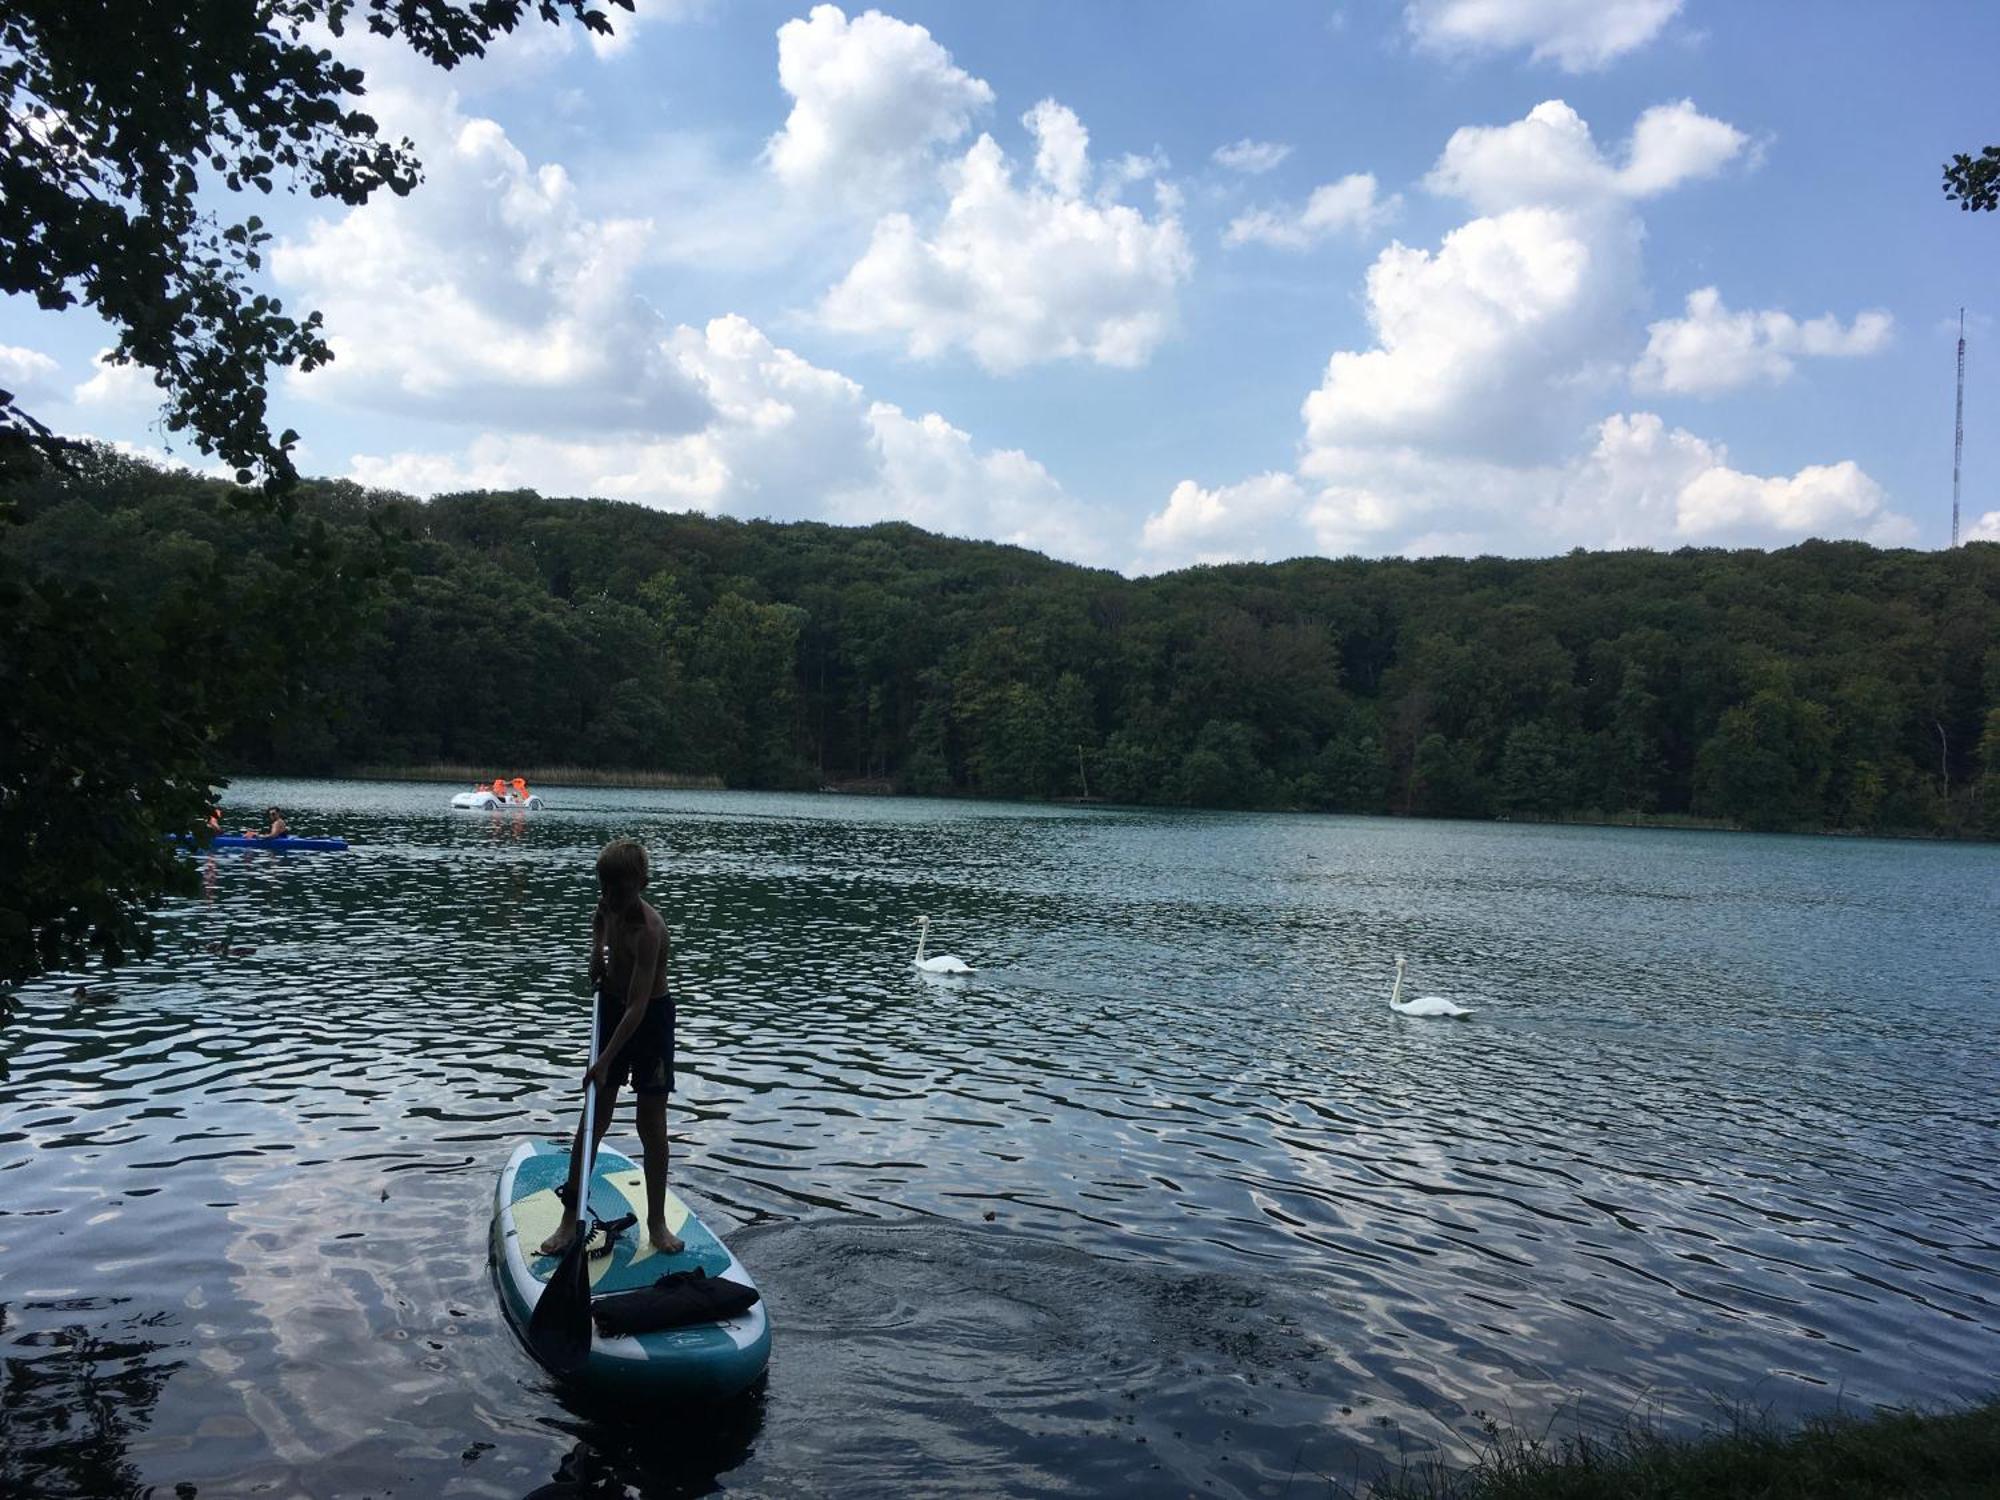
[4, 781, 1997, 1498]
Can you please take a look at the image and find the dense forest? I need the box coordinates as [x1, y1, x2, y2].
[10, 448, 1999, 837]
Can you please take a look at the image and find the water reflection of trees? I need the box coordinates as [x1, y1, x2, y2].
[523, 1383, 767, 1499]
[0, 1301, 184, 1499]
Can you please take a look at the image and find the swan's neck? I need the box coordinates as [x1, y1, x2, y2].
[916, 926, 929, 964]
[1391, 964, 1405, 1007]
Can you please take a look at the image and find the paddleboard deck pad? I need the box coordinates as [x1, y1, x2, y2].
[492, 1139, 770, 1399]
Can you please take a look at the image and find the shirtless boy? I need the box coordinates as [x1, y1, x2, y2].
[538, 839, 684, 1258]
[242, 806, 288, 837]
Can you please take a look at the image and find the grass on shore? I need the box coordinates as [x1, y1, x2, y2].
[1358, 1398, 2000, 1500]
[349, 763, 723, 790]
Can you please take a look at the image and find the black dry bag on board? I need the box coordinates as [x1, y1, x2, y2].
[591, 1266, 760, 1337]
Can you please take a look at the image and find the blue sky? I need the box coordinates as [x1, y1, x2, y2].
[4, 0, 1996, 569]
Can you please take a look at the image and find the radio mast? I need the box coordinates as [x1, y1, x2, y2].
[1953, 308, 1965, 549]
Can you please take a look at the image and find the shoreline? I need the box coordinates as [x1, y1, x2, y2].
[306, 770, 1995, 842]
[343, 763, 725, 790]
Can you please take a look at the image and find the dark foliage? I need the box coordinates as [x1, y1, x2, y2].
[1, 449, 383, 984]
[0, 1, 630, 988]
[0, 0, 631, 485]
[1943, 145, 2000, 212]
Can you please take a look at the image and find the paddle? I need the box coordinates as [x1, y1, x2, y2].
[526, 990, 603, 1377]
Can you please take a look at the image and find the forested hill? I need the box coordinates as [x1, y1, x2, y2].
[13, 450, 2000, 835]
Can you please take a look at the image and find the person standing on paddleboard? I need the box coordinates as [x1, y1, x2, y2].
[540, 839, 685, 1258]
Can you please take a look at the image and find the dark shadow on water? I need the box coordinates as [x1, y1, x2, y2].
[0, 1299, 184, 1500]
[504, 1216, 1379, 1497]
[721, 1216, 1370, 1497]
[525, 1379, 767, 1499]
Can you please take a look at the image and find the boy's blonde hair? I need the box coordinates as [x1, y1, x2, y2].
[596, 839, 649, 902]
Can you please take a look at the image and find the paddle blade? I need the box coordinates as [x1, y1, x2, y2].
[526, 1232, 594, 1377]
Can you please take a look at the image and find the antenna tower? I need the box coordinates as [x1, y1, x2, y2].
[1953, 307, 1965, 549]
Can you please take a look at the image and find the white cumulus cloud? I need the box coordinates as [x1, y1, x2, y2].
[1224, 174, 1399, 250]
[1558, 413, 1912, 547]
[1137, 96, 1911, 569]
[836, 403, 1101, 560]
[72, 348, 157, 407]
[1212, 139, 1292, 175]
[1302, 203, 1638, 465]
[1426, 99, 1746, 214]
[765, 4, 994, 207]
[0, 343, 62, 403]
[249, 20, 1108, 564]
[1632, 287, 1893, 395]
[307, 0, 703, 94]
[1302, 100, 1746, 469]
[1286, 446, 1552, 559]
[1136, 472, 1312, 570]
[818, 100, 1193, 372]
[1406, 0, 1683, 72]
[349, 314, 1112, 564]
[585, 0, 710, 60]
[273, 89, 710, 436]
[1138, 413, 1913, 571]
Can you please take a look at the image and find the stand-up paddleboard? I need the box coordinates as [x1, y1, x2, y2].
[492, 1139, 770, 1399]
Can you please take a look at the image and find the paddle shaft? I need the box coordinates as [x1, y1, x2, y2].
[525, 989, 606, 1376]
[575, 991, 601, 1213]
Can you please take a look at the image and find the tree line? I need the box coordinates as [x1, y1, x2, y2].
[9, 448, 1998, 842]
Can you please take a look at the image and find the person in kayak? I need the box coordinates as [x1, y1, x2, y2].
[539, 839, 684, 1258]
[242, 807, 289, 838]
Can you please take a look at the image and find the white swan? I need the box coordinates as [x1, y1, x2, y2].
[913, 916, 975, 974]
[1390, 954, 1473, 1018]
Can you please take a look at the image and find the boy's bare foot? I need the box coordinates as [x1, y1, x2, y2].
[648, 1218, 684, 1255]
[538, 1218, 580, 1257]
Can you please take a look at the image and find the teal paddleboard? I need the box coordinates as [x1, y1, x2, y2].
[491, 1139, 770, 1399]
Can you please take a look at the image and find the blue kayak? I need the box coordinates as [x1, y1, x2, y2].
[171, 834, 350, 852]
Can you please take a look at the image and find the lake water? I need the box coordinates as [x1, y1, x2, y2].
[3, 781, 1996, 1498]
